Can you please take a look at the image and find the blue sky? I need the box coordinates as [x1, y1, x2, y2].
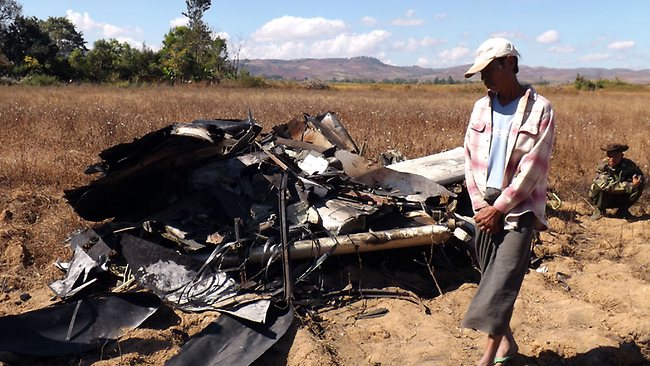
[18, 0, 650, 70]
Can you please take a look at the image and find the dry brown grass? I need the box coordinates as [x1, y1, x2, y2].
[1, 84, 649, 203]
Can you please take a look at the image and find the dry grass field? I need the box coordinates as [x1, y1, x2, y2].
[2, 84, 649, 199]
[1, 84, 649, 365]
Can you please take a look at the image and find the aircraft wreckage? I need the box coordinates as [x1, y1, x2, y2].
[0, 111, 474, 365]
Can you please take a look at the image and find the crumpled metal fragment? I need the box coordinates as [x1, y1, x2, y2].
[0, 292, 159, 357]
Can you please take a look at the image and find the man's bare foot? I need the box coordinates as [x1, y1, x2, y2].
[495, 327, 519, 362]
[475, 334, 503, 366]
[475, 354, 496, 366]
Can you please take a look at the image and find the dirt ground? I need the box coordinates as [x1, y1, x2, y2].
[1, 186, 649, 366]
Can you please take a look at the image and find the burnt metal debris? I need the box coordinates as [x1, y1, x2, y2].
[0, 292, 160, 357]
[0, 111, 474, 365]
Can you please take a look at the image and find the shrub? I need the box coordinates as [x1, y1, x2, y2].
[303, 80, 330, 90]
[236, 72, 269, 88]
[20, 74, 60, 86]
[0, 76, 19, 85]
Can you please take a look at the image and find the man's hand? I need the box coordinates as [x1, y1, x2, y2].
[474, 205, 504, 233]
[632, 174, 643, 188]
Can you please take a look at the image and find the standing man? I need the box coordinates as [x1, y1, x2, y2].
[589, 143, 644, 220]
[461, 38, 555, 366]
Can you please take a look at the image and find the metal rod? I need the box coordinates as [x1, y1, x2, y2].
[279, 172, 293, 302]
[247, 224, 452, 264]
[66, 299, 83, 341]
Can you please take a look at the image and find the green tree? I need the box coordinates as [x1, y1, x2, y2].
[159, 26, 194, 82]
[79, 39, 162, 83]
[159, 0, 231, 83]
[68, 47, 88, 80]
[113, 42, 158, 82]
[1, 15, 57, 77]
[38, 16, 86, 80]
[39, 16, 86, 57]
[160, 26, 229, 82]
[84, 39, 124, 82]
[0, 0, 22, 71]
[202, 35, 229, 80]
[183, 0, 211, 29]
[131, 45, 163, 82]
[0, 0, 21, 31]
[183, 0, 212, 76]
[574, 74, 596, 91]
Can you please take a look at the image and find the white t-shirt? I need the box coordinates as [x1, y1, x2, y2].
[486, 96, 520, 189]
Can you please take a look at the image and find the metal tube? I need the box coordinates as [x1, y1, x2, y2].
[247, 224, 452, 263]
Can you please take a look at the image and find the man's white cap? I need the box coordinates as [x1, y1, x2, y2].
[464, 38, 520, 78]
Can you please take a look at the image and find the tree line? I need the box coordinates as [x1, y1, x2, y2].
[0, 0, 248, 84]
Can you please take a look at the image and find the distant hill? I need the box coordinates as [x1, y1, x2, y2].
[243, 56, 650, 84]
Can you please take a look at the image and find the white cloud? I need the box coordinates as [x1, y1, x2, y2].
[438, 47, 470, 62]
[536, 30, 560, 44]
[421, 36, 444, 47]
[391, 18, 424, 26]
[66, 10, 101, 31]
[396, 38, 420, 52]
[416, 57, 429, 67]
[490, 31, 526, 41]
[170, 16, 189, 27]
[391, 9, 424, 26]
[103, 23, 126, 38]
[392, 39, 411, 51]
[66, 10, 143, 43]
[252, 16, 346, 42]
[115, 37, 142, 49]
[310, 30, 391, 58]
[549, 45, 575, 53]
[607, 40, 635, 50]
[243, 30, 391, 60]
[393, 36, 443, 51]
[246, 16, 391, 60]
[147, 44, 161, 52]
[361, 16, 378, 26]
[420, 46, 470, 67]
[244, 41, 306, 59]
[212, 31, 230, 41]
[579, 53, 611, 62]
[433, 13, 447, 20]
[376, 52, 394, 65]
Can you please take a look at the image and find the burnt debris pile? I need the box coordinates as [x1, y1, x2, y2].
[0, 111, 475, 365]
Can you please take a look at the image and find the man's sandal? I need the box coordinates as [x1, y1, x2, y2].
[493, 354, 514, 365]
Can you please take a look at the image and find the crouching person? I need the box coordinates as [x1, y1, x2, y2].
[589, 143, 644, 220]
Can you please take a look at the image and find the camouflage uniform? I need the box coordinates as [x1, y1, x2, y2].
[589, 158, 644, 210]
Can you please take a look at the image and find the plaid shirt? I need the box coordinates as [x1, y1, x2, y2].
[464, 87, 555, 230]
